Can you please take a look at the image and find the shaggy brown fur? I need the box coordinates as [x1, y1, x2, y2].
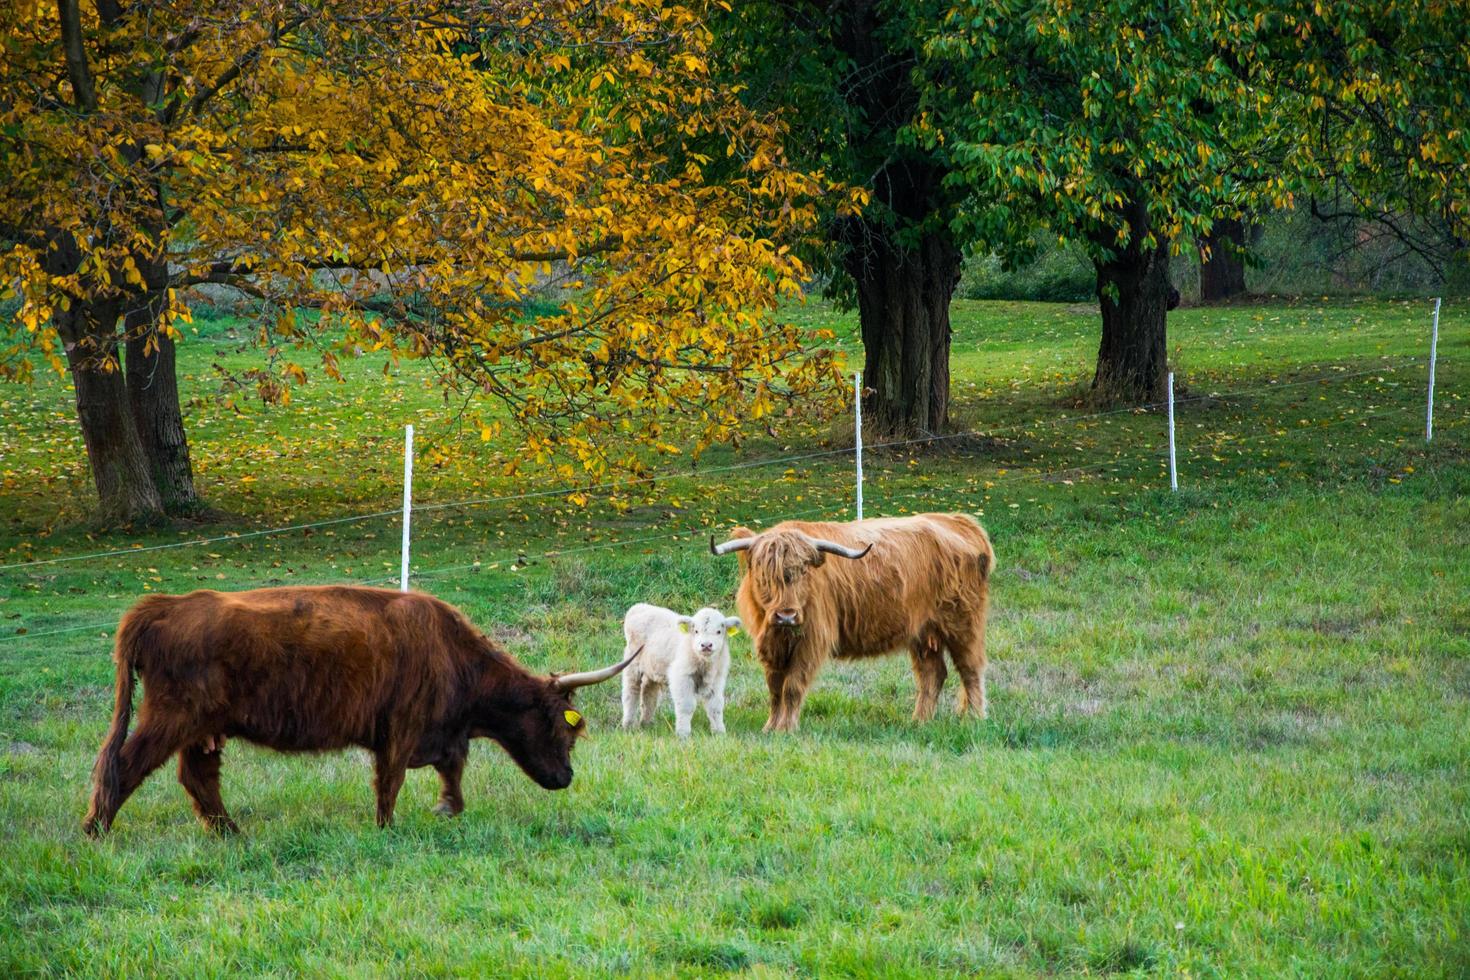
[718, 513, 994, 732]
[82, 586, 632, 835]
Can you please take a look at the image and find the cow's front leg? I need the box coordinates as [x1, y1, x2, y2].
[775, 678, 811, 732]
[432, 747, 467, 817]
[762, 667, 788, 732]
[771, 656, 821, 732]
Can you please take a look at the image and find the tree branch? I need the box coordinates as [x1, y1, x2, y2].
[197, 237, 620, 278]
[173, 14, 309, 123]
[57, 0, 97, 112]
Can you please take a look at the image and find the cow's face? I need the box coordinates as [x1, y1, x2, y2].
[471, 640, 636, 791]
[712, 527, 871, 630]
[679, 607, 741, 656]
[745, 531, 827, 629]
[484, 683, 587, 790]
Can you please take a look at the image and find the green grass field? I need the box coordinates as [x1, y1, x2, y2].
[2, 298, 1468, 975]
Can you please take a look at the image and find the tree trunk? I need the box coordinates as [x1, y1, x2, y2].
[846, 223, 960, 435]
[1092, 241, 1171, 404]
[44, 232, 165, 524]
[1199, 217, 1248, 302]
[125, 264, 201, 515]
[824, 1, 959, 437]
[57, 302, 166, 524]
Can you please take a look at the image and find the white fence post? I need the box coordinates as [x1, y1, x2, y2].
[400, 424, 414, 591]
[1167, 371, 1178, 491]
[854, 371, 864, 520]
[1427, 297, 1441, 442]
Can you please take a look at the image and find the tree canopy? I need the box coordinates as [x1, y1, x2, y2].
[714, 1, 1468, 409]
[921, 0, 1289, 399]
[1, 0, 855, 520]
[1262, 1, 1470, 273]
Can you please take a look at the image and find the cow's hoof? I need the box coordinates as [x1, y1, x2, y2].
[206, 816, 240, 835]
[431, 801, 462, 818]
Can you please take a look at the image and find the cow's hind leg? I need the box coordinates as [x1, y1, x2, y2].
[372, 739, 414, 828]
[947, 629, 989, 719]
[86, 718, 187, 834]
[909, 635, 948, 722]
[178, 743, 239, 834]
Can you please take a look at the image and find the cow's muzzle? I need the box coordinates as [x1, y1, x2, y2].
[773, 610, 801, 628]
[536, 766, 573, 790]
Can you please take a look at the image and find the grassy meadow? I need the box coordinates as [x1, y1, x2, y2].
[1, 297, 1468, 975]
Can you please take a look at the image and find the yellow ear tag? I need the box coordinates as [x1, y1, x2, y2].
[678, 621, 690, 633]
[727, 626, 740, 635]
[564, 710, 582, 726]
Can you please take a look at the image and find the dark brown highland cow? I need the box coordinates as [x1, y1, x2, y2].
[82, 586, 638, 835]
[711, 513, 994, 732]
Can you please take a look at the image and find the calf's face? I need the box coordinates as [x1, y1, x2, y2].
[679, 607, 742, 656]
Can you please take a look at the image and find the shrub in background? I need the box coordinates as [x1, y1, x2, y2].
[961, 206, 1468, 305]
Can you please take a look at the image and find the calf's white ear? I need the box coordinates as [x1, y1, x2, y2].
[724, 616, 742, 634]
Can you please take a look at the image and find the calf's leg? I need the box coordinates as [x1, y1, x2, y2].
[178, 743, 239, 833]
[621, 668, 641, 729]
[669, 671, 697, 738]
[909, 637, 948, 721]
[638, 680, 662, 726]
[702, 686, 727, 735]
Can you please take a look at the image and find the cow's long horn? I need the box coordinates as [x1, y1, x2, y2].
[808, 537, 873, 560]
[710, 534, 755, 556]
[553, 646, 642, 691]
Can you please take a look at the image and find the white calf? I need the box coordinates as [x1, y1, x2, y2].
[620, 603, 740, 737]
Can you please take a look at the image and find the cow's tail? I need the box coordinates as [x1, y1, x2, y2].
[976, 525, 996, 581]
[82, 614, 144, 836]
